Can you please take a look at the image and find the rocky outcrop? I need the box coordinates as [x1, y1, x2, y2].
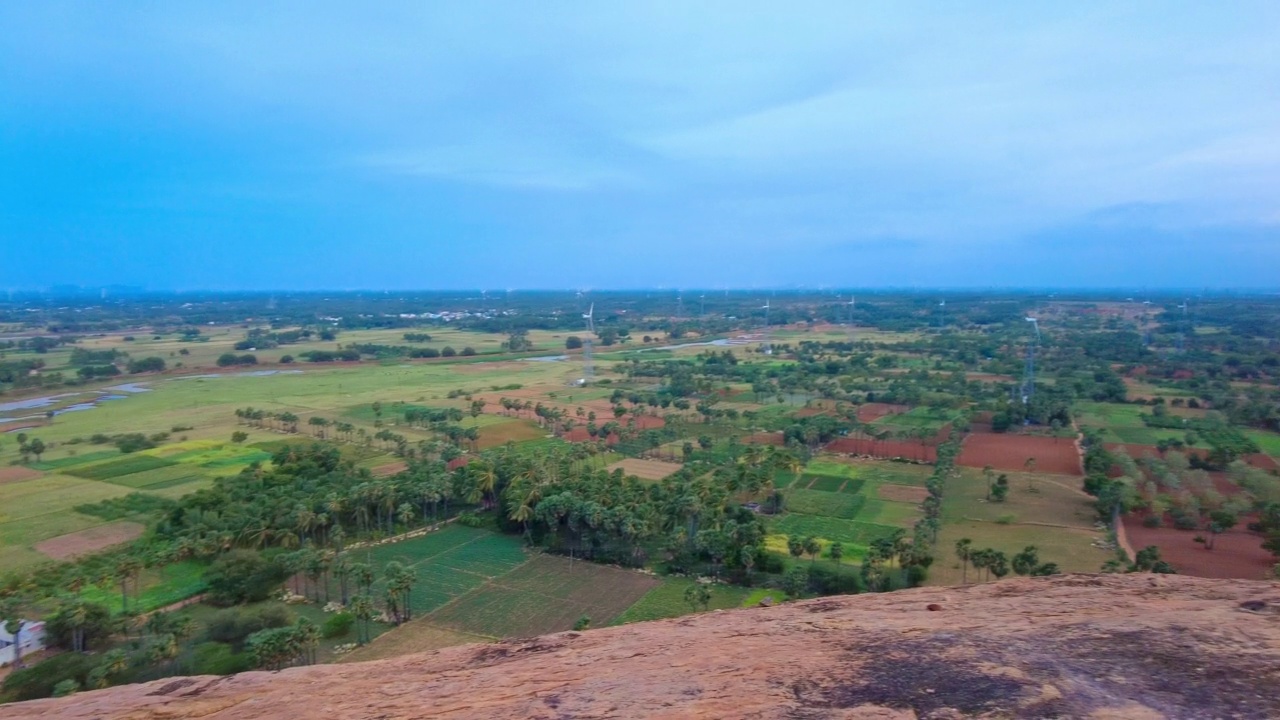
[11, 574, 1280, 719]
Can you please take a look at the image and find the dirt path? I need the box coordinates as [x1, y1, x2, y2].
[1071, 424, 1135, 561]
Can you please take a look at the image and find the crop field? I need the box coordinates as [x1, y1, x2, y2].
[606, 457, 682, 481]
[426, 554, 660, 637]
[957, 433, 1082, 475]
[1245, 430, 1280, 458]
[771, 514, 901, 547]
[611, 578, 755, 624]
[65, 454, 176, 480]
[34, 521, 144, 560]
[344, 526, 529, 617]
[783, 488, 866, 519]
[0, 474, 134, 570]
[95, 464, 208, 489]
[31, 450, 121, 471]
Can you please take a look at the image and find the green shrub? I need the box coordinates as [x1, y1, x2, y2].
[1, 652, 96, 702]
[191, 642, 253, 675]
[205, 606, 294, 647]
[322, 612, 355, 638]
[204, 551, 288, 606]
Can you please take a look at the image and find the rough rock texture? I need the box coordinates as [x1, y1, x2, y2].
[12, 574, 1280, 719]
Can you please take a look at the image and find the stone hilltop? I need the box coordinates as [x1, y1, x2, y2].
[11, 574, 1280, 719]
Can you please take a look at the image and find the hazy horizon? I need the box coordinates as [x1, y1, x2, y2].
[3, 3, 1279, 290]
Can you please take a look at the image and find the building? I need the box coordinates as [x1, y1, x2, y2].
[0, 620, 45, 666]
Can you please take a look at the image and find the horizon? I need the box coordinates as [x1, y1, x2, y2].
[3, 3, 1279, 290]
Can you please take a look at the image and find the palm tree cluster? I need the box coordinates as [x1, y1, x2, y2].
[246, 617, 320, 670]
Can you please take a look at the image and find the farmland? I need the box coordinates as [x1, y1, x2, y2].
[2, 290, 1280, 699]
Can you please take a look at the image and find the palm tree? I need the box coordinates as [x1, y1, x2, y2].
[954, 538, 972, 584]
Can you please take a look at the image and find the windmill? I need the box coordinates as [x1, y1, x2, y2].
[1176, 299, 1189, 353]
[760, 299, 773, 355]
[579, 303, 596, 385]
[844, 295, 857, 341]
[699, 293, 706, 317]
[937, 299, 947, 330]
[1021, 317, 1041, 405]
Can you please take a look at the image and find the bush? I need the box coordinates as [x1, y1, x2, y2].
[322, 612, 355, 638]
[1142, 515, 1163, 528]
[205, 551, 288, 606]
[126, 356, 166, 374]
[191, 642, 253, 675]
[1, 652, 97, 702]
[45, 601, 113, 651]
[441, 346, 457, 357]
[280, 355, 294, 364]
[206, 606, 294, 647]
[461, 347, 476, 356]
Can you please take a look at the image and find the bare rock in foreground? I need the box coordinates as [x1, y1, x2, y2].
[11, 574, 1280, 719]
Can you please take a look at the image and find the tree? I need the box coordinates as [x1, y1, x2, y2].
[803, 536, 821, 565]
[788, 537, 805, 563]
[26, 438, 45, 463]
[683, 583, 711, 613]
[1, 597, 27, 668]
[205, 551, 287, 606]
[781, 566, 808, 597]
[954, 538, 972, 584]
[1205, 509, 1238, 550]
[350, 595, 376, 645]
[231, 431, 249, 443]
[1011, 546, 1040, 575]
[991, 474, 1010, 502]
[828, 541, 844, 565]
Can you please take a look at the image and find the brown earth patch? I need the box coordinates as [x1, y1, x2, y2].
[1122, 516, 1274, 580]
[745, 432, 784, 446]
[958, 434, 1082, 475]
[856, 402, 908, 422]
[35, 521, 145, 560]
[606, 458, 682, 481]
[0, 466, 43, 484]
[372, 461, 408, 477]
[451, 362, 525, 374]
[877, 483, 929, 503]
[825, 437, 936, 463]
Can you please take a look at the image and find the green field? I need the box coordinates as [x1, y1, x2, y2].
[783, 488, 866, 519]
[65, 454, 176, 480]
[1245, 430, 1280, 458]
[344, 525, 529, 616]
[426, 554, 660, 637]
[611, 577, 755, 624]
[0, 474, 134, 570]
[78, 560, 208, 614]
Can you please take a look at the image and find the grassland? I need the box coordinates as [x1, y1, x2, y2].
[926, 468, 1110, 586]
[610, 578, 755, 624]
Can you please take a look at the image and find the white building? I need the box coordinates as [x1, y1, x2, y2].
[0, 620, 45, 666]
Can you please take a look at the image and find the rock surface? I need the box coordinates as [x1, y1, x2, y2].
[11, 574, 1280, 719]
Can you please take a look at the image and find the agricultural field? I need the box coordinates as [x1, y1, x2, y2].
[426, 554, 660, 637]
[927, 468, 1110, 586]
[610, 578, 756, 624]
[767, 456, 927, 561]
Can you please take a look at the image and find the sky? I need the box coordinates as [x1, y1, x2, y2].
[2, 2, 1279, 290]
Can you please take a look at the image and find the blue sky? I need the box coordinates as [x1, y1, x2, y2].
[2, 3, 1278, 290]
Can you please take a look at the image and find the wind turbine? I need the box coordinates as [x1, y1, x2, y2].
[580, 302, 596, 385]
[1021, 317, 1040, 405]
[1177, 299, 1189, 353]
[761, 299, 773, 355]
[937, 298, 947, 330]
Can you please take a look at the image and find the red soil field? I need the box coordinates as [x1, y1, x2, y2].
[0, 466, 43, 484]
[1122, 515, 1274, 580]
[562, 427, 620, 445]
[855, 403, 908, 422]
[745, 432, 785, 446]
[958, 433, 1082, 475]
[1245, 453, 1279, 471]
[825, 437, 936, 463]
[371, 461, 408, 477]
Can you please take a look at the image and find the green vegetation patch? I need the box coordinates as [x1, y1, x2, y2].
[783, 489, 866, 519]
[65, 454, 176, 480]
[428, 554, 659, 637]
[772, 513, 901, 547]
[611, 578, 753, 625]
[99, 464, 207, 489]
[805, 473, 846, 492]
[32, 450, 121, 471]
[80, 560, 207, 614]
